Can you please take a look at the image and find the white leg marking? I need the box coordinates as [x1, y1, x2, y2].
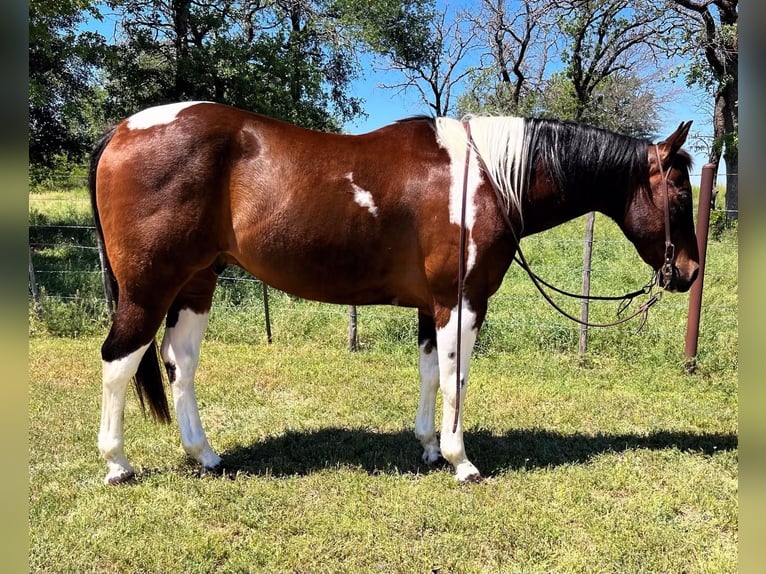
[126, 101, 210, 130]
[345, 173, 379, 217]
[436, 300, 481, 481]
[160, 309, 222, 469]
[415, 341, 441, 464]
[99, 343, 151, 484]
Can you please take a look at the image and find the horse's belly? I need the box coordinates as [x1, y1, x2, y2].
[229, 227, 428, 308]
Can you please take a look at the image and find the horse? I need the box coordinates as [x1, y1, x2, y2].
[89, 101, 699, 484]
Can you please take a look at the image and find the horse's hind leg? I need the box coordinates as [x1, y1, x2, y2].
[160, 268, 221, 471]
[99, 298, 170, 485]
[414, 312, 442, 464]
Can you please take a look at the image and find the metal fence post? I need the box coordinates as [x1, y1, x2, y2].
[578, 211, 596, 358]
[348, 305, 358, 351]
[29, 247, 42, 318]
[262, 282, 273, 344]
[684, 164, 715, 373]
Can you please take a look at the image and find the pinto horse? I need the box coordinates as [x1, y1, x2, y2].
[90, 101, 699, 484]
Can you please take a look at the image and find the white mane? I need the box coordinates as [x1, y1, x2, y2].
[434, 116, 527, 226]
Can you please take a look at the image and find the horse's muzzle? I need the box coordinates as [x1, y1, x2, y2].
[661, 263, 699, 293]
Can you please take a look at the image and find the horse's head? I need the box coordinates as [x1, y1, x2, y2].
[624, 121, 700, 293]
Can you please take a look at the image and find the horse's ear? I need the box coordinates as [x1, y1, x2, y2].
[656, 121, 693, 168]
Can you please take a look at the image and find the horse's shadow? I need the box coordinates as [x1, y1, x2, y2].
[214, 427, 737, 478]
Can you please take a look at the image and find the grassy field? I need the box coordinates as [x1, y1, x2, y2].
[29, 189, 738, 573]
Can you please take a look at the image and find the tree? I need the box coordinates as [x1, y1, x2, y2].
[667, 0, 737, 218]
[554, 0, 670, 135]
[346, 0, 474, 118]
[103, 0, 366, 131]
[376, 8, 475, 117]
[459, 0, 665, 137]
[101, 0, 435, 131]
[459, 0, 554, 117]
[29, 0, 107, 172]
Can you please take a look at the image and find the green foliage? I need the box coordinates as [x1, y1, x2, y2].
[29, 0, 109, 166]
[30, 290, 109, 337]
[29, 0, 435, 164]
[458, 1, 660, 136]
[333, 0, 436, 67]
[103, 0, 429, 130]
[28, 156, 89, 192]
[709, 209, 737, 241]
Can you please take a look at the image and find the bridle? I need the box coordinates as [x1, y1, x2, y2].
[451, 124, 675, 433]
[655, 145, 676, 289]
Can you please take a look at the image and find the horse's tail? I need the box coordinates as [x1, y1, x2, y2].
[89, 128, 171, 424]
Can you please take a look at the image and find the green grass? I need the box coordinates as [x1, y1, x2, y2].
[29, 333, 737, 573]
[29, 190, 738, 573]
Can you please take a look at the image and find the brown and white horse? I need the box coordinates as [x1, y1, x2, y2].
[90, 101, 699, 484]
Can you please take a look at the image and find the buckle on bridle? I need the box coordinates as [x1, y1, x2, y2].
[661, 241, 675, 286]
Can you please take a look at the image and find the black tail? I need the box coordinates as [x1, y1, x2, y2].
[89, 128, 171, 424]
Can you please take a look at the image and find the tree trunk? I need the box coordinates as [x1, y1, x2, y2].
[718, 79, 738, 218]
[172, 0, 192, 100]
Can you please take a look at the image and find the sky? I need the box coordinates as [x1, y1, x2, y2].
[85, 2, 718, 179]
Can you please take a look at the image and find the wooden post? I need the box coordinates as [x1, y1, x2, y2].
[684, 164, 715, 373]
[578, 211, 596, 358]
[348, 305, 358, 351]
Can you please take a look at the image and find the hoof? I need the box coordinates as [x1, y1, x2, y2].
[459, 471, 483, 484]
[104, 469, 135, 486]
[421, 446, 443, 465]
[454, 462, 482, 483]
[198, 462, 225, 478]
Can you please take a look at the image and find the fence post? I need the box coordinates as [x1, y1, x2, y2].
[684, 164, 715, 373]
[95, 238, 116, 314]
[578, 211, 596, 358]
[262, 282, 273, 344]
[348, 305, 358, 351]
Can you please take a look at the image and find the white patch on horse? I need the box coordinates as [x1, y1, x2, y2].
[160, 309, 221, 469]
[434, 118, 483, 273]
[345, 173, 379, 217]
[435, 299, 481, 481]
[126, 101, 209, 130]
[415, 341, 441, 464]
[455, 115, 527, 227]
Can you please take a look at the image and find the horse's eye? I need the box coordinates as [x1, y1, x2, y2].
[677, 191, 692, 206]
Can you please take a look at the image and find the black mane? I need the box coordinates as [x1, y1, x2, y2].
[523, 118, 650, 199]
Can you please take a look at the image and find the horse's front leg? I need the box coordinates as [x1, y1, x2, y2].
[435, 299, 483, 482]
[414, 313, 442, 464]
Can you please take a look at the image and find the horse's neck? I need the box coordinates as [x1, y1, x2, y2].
[519, 179, 627, 237]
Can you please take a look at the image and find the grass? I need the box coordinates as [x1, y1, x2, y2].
[29, 188, 738, 573]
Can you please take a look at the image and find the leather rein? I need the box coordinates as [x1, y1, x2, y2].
[451, 122, 674, 433]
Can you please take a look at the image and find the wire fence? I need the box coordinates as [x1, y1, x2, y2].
[28, 179, 739, 356]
